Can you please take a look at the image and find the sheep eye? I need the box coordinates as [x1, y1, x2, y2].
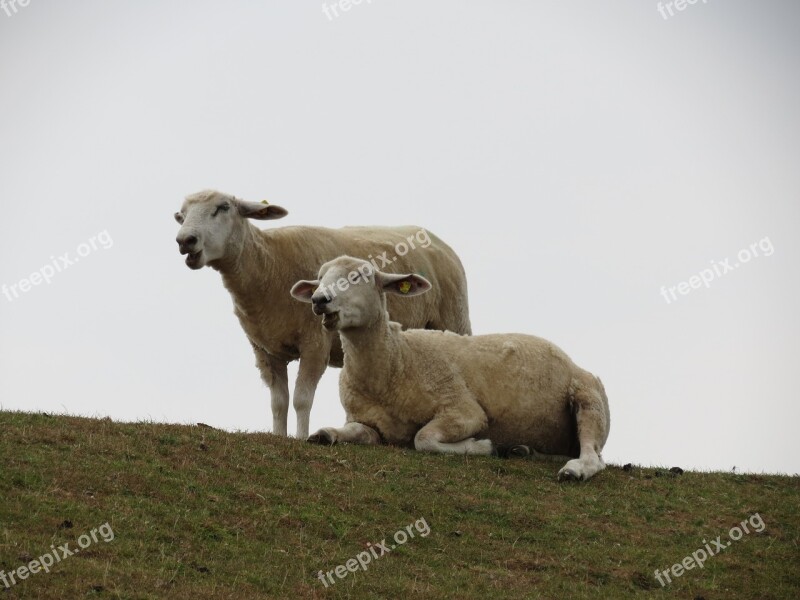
[212, 204, 230, 217]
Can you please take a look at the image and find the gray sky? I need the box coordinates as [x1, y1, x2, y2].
[1, 0, 798, 474]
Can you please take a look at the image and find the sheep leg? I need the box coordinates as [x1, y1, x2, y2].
[293, 351, 329, 439]
[307, 422, 381, 446]
[498, 445, 573, 462]
[269, 367, 290, 437]
[251, 343, 290, 436]
[530, 448, 575, 462]
[557, 378, 609, 482]
[414, 407, 493, 456]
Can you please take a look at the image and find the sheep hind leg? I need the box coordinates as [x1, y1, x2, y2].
[498, 445, 572, 462]
[528, 447, 575, 463]
[557, 379, 609, 482]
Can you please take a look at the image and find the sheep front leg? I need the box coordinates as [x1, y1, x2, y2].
[307, 422, 381, 446]
[293, 351, 329, 439]
[270, 368, 291, 437]
[250, 342, 290, 436]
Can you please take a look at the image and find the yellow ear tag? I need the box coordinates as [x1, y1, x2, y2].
[398, 281, 412, 294]
[261, 200, 269, 205]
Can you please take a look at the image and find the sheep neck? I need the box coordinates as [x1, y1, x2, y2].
[215, 223, 279, 310]
[339, 315, 402, 395]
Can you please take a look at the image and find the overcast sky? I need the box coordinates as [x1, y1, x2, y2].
[1, 0, 798, 475]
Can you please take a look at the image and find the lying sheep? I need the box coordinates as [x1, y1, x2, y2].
[174, 190, 471, 438]
[291, 256, 611, 481]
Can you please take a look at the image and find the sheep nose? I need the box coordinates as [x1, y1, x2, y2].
[312, 294, 330, 313]
[176, 234, 198, 254]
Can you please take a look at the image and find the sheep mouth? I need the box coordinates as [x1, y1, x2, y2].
[185, 250, 203, 269]
[322, 312, 340, 330]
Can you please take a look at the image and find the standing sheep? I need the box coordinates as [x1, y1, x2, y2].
[174, 190, 471, 438]
[291, 256, 611, 481]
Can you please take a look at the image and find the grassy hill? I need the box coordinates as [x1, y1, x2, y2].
[0, 411, 798, 599]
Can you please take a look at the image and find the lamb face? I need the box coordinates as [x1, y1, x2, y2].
[174, 189, 287, 269]
[290, 256, 432, 331]
[294, 257, 383, 331]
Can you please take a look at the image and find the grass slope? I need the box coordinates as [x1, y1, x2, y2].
[0, 411, 798, 599]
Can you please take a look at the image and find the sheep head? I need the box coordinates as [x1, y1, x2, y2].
[290, 256, 431, 331]
[174, 190, 287, 269]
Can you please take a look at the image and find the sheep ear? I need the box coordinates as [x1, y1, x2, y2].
[379, 273, 432, 297]
[290, 279, 319, 303]
[236, 200, 288, 220]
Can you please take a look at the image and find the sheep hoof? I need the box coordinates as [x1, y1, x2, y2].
[494, 444, 529, 459]
[307, 429, 335, 445]
[509, 445, 531, 458]
[557, 467, 583, 482]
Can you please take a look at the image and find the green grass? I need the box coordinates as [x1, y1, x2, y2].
[0, 411, 798, 599]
